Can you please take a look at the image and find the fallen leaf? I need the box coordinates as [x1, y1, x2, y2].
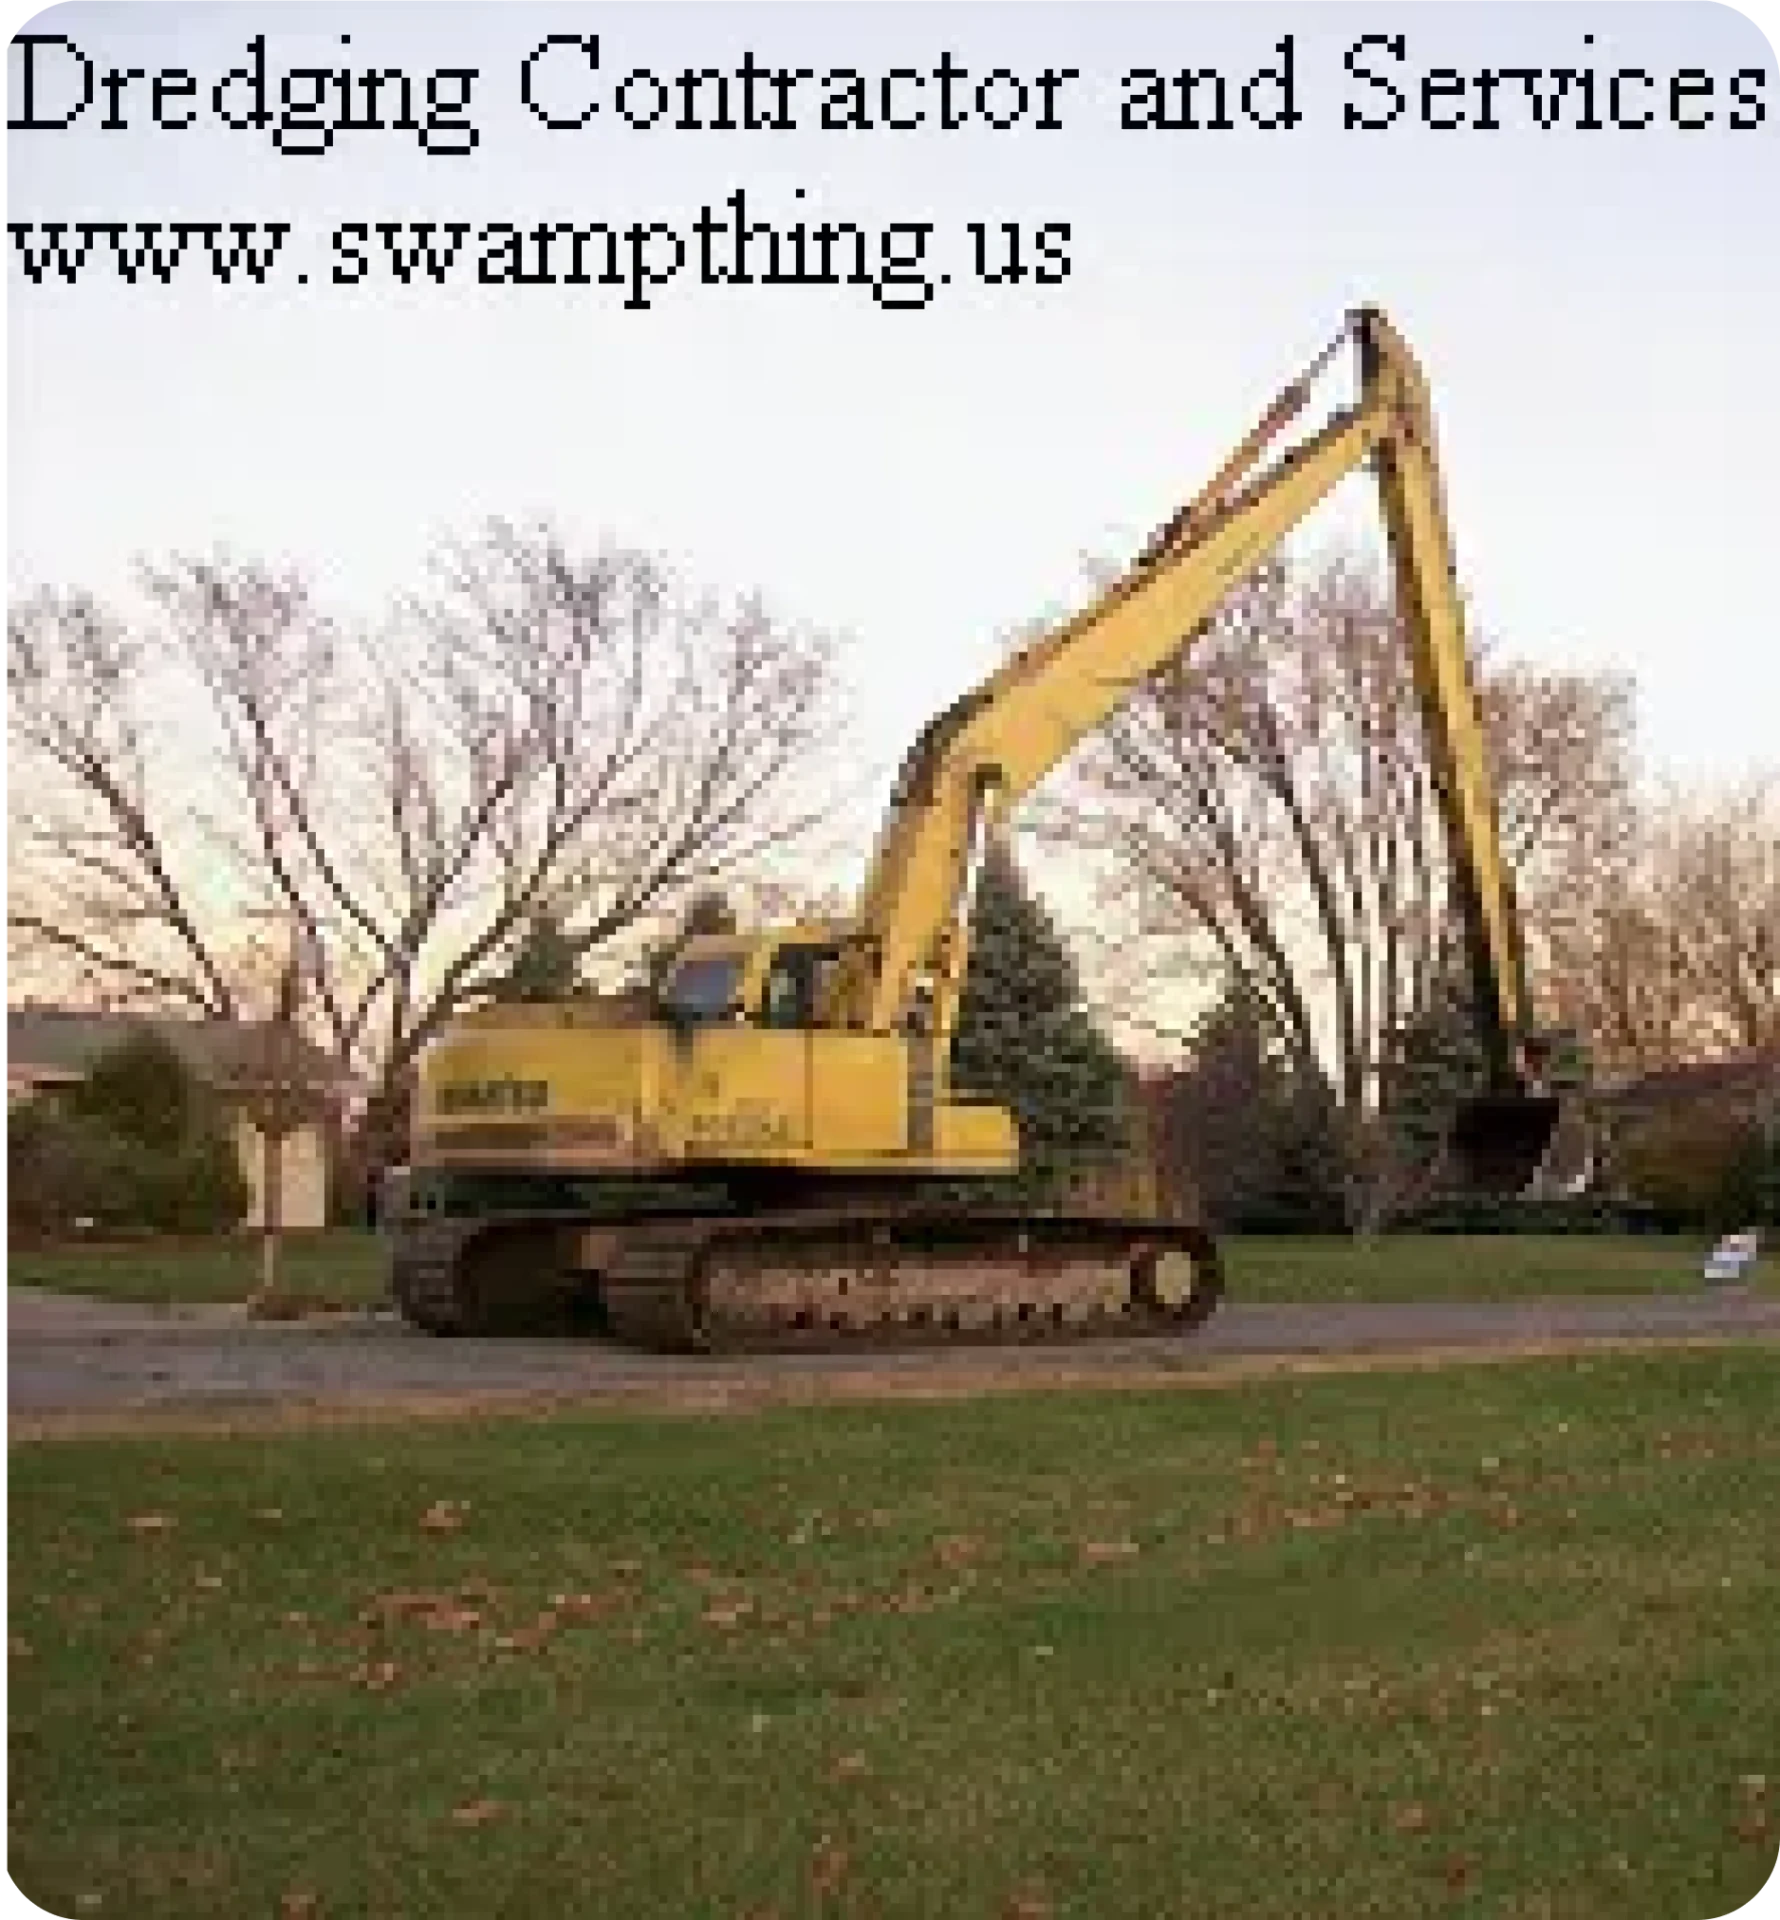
[419, 1502, 467, 1534]
[363, 1591, 454, 1626]
[354, 1660, 400, 1691]
[933, 1534, 983, 1568]
[126, 1514, 175, 1534]
[556, 1590, 621, 1622]
[1391, 1802, 1431, 1833]
[830, 1752, 869, 1781]
[809, 1839, 849, 1897]
[1079, 1539, 1140, 1564]
[1002, 1887, 1052, 1919]
[255, 1508, 285, 1523]
[1441, 1854, 1474, 1891]
[1741, 1774, 1769, 1798]
[610, 1558, 644, 1577]
[1734, 1810, 1773, 1845]
[451, 1799, 503, 1827]
[280, 1893, 319, 1919]
[703, 1600, 753, 1631]
[424, 1607, 481, 1634]
[194, 1574, 224, 1591]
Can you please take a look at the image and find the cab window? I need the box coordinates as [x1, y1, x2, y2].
[659, 955, 743, 1023]
[760, 944, 841, 1030]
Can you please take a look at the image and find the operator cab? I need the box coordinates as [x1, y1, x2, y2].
[656, 930, 846, 1031]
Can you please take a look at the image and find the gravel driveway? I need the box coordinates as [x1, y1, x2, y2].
[11, 1285, 1778, 1426]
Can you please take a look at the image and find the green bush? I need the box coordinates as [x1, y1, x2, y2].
[1611, 1107, 1773, 1233]
[1718, 1120, 1780, 1230]
[9, 1097, 250, 1241]
[63, 1027, 199, 1149]
[12, 1103, 143, 1239]
[9, 1101, 114, 1240]
[9, 1030, 250, 1240]
[1391, 1193, 1652, 1236]
[130, 1128, 251, 1235]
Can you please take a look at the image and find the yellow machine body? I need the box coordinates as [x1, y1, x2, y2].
[414, 928, 1016, 1182]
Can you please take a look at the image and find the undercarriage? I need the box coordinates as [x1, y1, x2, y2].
[388, 1174, 1223, 1354]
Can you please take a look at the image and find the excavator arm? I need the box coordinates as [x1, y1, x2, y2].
[1358, 313, 1532, 1090]
[829, 307, 1553, 1179]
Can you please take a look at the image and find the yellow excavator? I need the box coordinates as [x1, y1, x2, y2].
[390, 307, 1561, 1349]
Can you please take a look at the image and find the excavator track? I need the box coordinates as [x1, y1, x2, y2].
[389, 1213, 590, 1335]
[390, 1208, 1223, 1351]
[600, 1210, 1222, 1354]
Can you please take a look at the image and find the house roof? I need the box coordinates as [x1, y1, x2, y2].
[1597, 1052, 1780, 1107]
[8, 1007, 345, 1091]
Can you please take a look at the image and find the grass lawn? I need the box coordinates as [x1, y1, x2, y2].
[5, 1230, 388, 1309]
[1223, 1232, 1774, 1303]
[6, 1228, 1769, 1311]
[9, 1348, 1778, 1918]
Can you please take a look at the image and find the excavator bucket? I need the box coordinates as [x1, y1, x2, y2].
[1447, 1092, 1563, 1196]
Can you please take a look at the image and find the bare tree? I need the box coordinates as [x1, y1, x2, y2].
[1036, 551, 1637, 1220]
[1545, 778, 1780, 1074]
[1660, 779, 1780, 1055]
[10, 522, 844, 1177]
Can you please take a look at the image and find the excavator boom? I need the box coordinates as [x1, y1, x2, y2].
[836, 310, 1534, 1090]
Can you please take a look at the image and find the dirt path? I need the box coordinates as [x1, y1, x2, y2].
[10, 1286, 1777, 1435]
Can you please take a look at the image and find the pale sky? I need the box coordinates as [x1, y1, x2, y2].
[9, 0, 1779, 850]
